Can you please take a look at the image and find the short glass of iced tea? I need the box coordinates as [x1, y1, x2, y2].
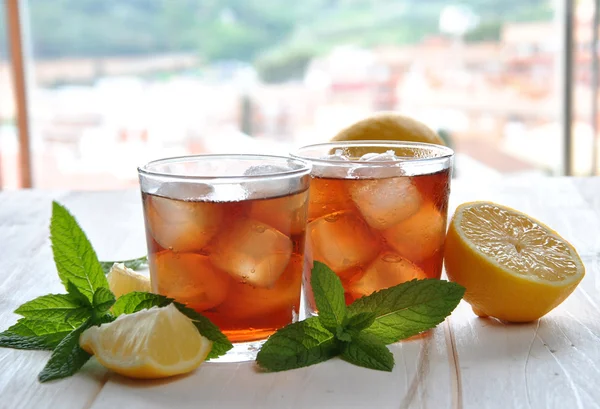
[292, 141, 454, 316]
[137, 155, 311, 362]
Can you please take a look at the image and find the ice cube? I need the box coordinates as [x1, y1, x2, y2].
[249, 190, 308, 235]
[244, 164, 290, 177]
[322, 149, 351, 161]
[151, 251, 230, 311]
[217, 254, 302, 319]
[156, 182, 214, 200]
[145, 194, 223, 253]
[348, 251, 426, 299]
[359, 150, 399, 162]
[308, 211, 379, 278]
[382, 203, 446, 262]
[243, 165, 292, 199]
[307, 177, 354, 221]
[210, 218, 293, 288]
[347, 177, 422, 230]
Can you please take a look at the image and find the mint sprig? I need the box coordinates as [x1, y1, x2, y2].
[256, 262, 465, 372]
[0, 201, 230, 382]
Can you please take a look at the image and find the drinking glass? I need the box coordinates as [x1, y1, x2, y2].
[292, 141, 454, 316]
[138, 154, 311, 362]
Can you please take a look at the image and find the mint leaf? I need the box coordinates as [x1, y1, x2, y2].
[344, 312, 376, 334]
[66, 281, 92, 307]
[256, 317, 338, 372]
[38, 321, 92, 382]
[111, 292, 172, 316]
[0, 319, 77, 350]
[341, 332, 394, 372]
[92, 288, 116, 315]
[174, 304, 233, 360]
[100, 256, 148, 274]
[348, 279, 464, 344]
[112, 292, 232, 360]
[311, 261, 347, 333]
[50, 201, 109, 302]
[335, 326, 353, 343]
[14, 294, 90, 326]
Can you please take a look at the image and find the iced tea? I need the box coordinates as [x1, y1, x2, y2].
[137, 155, 311, 360]
[293, 142, 453, 315]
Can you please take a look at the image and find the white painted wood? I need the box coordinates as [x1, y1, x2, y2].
[0, 191, 109, 409]
[0, 178, 598, 409]
[91, 327, 453, 409]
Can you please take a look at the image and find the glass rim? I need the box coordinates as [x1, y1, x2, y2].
[137, 154, 312, 181]
[290, 140, 454, 166]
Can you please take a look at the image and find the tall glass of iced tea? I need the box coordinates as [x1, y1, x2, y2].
[292, 141, 453, 316]
[138, 155, 311, 361]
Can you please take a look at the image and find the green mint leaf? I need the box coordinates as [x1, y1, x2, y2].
[38, 321, 92, 382]
[335, 326, 352, 343]
[311, 261, 347, 333]
[341, 332, 394, 372]
[66, 281, 92, 307]
[100, 256, 148, 274]
[348, 279, 465, 344]
[14, 294, 91, 326]
[50, 201, 109, 302]
[173, 303, 233, 360]
[111, 292, 172, 316]
[343, 311, 377, 339]
[92, 288, 116, 315]
[256, 317, 338, 372]
[344, 312, 376, 332]
[111, 292, 232, 360]
[0, 319, 77, 350]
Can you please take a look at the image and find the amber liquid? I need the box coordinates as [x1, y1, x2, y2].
[304, 169, 450, 311]
[142, 190, 308, 343]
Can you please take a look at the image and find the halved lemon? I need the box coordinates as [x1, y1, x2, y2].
[331, 112, 446, 146]
[444, 201, 585, 322]
[79, 304, 212, 379]
[107, 263, 151, 298]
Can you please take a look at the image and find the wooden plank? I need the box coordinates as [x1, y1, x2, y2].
[447, 178, 600, 409]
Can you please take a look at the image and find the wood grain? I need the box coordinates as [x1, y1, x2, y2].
[0, 178, 598, 409]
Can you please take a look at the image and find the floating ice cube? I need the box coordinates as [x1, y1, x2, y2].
[243, 165, 293, 199]
[244, 164, 290, 177]
[210, 218, 293, 288]
[145, 194, 223, 253]
[382, 203, 446, 262]
[348, 251, 426, 299]
[217, 254, 302, 319]
[249, 190, 308, 235]
[308, 211, 379, 277]
[156, 182, 214, 200]
[152, 252, 230, 311]
[348, 177, 422, 230]
[359, 150, 399, 162]
[321, 149, 351, 161]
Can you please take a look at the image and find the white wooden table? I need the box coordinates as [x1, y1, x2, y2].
[1, 177, 599, 409]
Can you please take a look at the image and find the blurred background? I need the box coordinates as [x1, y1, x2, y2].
[0, 0, 598, 189]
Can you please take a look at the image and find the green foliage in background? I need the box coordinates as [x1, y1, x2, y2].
[0, 0, 554, 82]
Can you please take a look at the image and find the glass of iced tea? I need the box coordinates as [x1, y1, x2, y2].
[292, 141, 454, 316]
[137, 155, 311, 362]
